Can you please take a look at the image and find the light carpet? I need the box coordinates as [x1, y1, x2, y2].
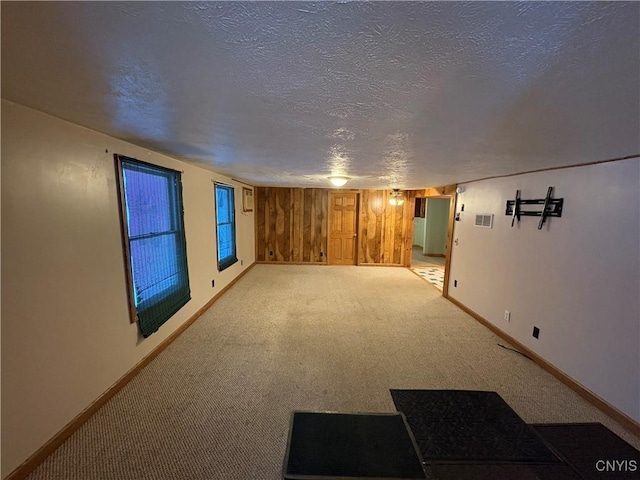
[27, 265, 640, 479]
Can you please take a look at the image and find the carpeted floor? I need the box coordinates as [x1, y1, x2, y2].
[26, 265, 640, 479]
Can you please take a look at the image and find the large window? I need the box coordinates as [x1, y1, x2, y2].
[214, 183, 238, 271]
[115, 155, 191, 337]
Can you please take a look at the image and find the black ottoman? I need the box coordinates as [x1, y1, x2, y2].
[283, 411, 426, 479]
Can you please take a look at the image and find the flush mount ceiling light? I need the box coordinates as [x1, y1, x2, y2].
[389, 189, 405, 206]
[328, 176, 350, 187]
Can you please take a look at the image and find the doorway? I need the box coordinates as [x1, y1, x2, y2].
[411, 197, 451, 291]
[328, 192, 358, 265]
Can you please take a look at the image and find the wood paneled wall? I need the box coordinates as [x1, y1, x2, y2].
[409, 185, 457, 197]
[359, 190, 410, 265]
[256, 188, 328, 263]
[256, 187, 412, 266]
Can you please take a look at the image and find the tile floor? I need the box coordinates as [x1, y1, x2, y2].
[412, 267, 445, 291]
[410, 246, 446, 291]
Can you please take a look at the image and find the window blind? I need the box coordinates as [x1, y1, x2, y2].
[118, 156, 191, 337]
[215, 183, 238, 271]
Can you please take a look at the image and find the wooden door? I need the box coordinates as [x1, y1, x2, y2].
[328, 192, 358, 265]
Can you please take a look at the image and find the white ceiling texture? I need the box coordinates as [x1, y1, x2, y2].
[2, 1, 639, 189]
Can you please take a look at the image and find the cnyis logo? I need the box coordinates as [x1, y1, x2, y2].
[595, 459, 638, 472]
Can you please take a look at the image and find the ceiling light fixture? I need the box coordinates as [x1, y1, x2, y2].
[389, 189, 405, 206]
[328, 176, 350, 187]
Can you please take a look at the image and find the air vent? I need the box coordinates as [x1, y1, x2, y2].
[474, 214, 494, 229]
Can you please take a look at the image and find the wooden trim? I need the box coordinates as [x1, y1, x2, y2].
[411, 184, 457, 197]
[254, 190, 259, 261]
[327, 191, 334, 264]
[409, 186, 456, 296]
[442, 192, 457, 298]
[358, 263, 405, 267]
[403, 195, 415, 267]
[4, 263, 257, 480]
[255, 261, 327, 265]
[445, 295, 640, 437]
[113, 154, 138, 324]
[461, 154, 639, 186]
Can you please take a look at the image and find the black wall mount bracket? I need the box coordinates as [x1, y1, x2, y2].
[505, 186, 563, 230]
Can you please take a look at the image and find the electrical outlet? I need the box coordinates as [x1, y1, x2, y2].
[211, 279, 215, 288]
[504, 310, 511, 322]
[454, 280, 458, 287]
[533, 326, 540, 339]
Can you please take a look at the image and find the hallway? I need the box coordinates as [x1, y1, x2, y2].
[411, 246, 445, 291]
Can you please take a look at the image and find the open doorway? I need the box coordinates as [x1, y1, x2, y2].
[411, 197, 451, 291]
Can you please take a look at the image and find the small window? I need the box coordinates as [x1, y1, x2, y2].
[215, 183, 238, 271]
[115, 155, 191, 337]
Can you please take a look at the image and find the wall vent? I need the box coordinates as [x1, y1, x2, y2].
[474, 214, 494, 229]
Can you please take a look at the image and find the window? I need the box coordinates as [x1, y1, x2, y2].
[115, 155, 191, 337]
[214, 183, 238, 271]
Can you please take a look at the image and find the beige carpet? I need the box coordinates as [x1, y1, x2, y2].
[28, 265, 639, 479]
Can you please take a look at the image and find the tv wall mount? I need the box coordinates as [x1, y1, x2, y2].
[505, 186, 563, 230]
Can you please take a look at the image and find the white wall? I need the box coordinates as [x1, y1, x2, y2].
[1, 101, 256, 477]
[412, 217, 425, 247]
[448, 159, 640, 423]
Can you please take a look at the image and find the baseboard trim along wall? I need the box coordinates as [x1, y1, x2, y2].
[5, 263, 256, 480]
[255, 261, 327, 265]
[358, 263, 405, 267]
[254, 261, 407, 267]
[446, 295, 640, 437]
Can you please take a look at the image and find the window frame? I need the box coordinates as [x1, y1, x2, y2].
[214, 183, 238, 272]
[114, 154, 191, 336]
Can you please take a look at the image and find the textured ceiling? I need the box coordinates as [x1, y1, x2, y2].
[2, 1, 639, 189]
